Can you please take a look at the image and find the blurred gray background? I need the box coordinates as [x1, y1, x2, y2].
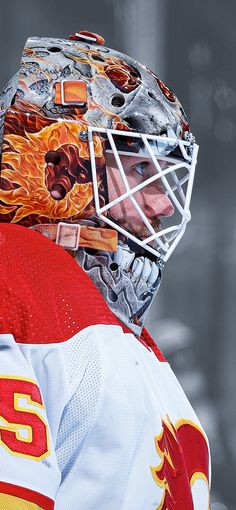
[0, 1, 235, 508]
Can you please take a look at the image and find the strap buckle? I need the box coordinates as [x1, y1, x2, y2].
[56, 222, 81, 251]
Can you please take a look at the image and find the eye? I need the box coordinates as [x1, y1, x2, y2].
[133, 161, 148, 176]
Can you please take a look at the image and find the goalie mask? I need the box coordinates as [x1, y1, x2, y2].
[0, 31, 198, 334]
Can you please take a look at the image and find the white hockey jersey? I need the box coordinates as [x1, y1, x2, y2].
[0, 223, 211, 509]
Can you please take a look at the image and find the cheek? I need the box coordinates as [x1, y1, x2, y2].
[106, 167, 138, 220]
[106, 167, 126, 202]
[106, 167, 174, 220]
[107, 166, 146, 201]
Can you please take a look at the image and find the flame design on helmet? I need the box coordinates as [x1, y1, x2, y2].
[1, 108, 105, 225]
[0, 35, 193, 249]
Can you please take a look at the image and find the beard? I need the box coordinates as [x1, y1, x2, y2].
[109, 214, 162, 241]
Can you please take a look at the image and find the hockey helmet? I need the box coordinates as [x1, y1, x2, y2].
[0, 31, 198, 263]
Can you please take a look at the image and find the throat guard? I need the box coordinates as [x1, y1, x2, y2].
[75, 241, 161, 336]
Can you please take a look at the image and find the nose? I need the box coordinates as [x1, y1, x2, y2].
[144, 192, 174, 218]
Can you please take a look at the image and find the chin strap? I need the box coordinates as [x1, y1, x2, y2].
[31, 223, 118, 252]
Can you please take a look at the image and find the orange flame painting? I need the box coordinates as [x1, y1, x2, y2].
[0, 105, 105, 226]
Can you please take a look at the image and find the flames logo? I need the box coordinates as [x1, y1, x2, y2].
[0, 105, 105, 226]
[151, 416, 210, 509]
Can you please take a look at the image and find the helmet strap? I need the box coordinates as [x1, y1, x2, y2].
[31, 223, 118, 253]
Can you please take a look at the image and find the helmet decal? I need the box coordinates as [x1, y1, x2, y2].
[11, 36, 189, 135]
[1, 104, 106, 225]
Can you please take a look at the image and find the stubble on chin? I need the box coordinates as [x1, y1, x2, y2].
[109, 214, 161, 241]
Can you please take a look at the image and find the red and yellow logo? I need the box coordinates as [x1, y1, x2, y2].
[151, 416, 210, 509]
[0, 375, 50, 461]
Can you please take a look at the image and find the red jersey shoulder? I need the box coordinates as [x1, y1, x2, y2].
[0, 224, 166, 362]
[140, 328, 166, 362]
[0, 224, 120, 344]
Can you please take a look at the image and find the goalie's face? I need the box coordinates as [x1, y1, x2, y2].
[106, 153, 174, 240]
[88, 128, 197, 261]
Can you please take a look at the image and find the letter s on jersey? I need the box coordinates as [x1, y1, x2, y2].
[0, 376, 50, 460]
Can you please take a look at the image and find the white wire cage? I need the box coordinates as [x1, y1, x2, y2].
[88, 126, 198, 262]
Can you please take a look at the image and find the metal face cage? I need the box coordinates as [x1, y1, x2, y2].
[88, 127, 198, 262]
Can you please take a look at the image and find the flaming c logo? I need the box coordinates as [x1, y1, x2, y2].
[1, 120, 99, 223]
[151, 416, 210, 510]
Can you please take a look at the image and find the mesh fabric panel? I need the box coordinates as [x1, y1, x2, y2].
[56, 331, 101, 481]
[0, 224, 122, 344]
